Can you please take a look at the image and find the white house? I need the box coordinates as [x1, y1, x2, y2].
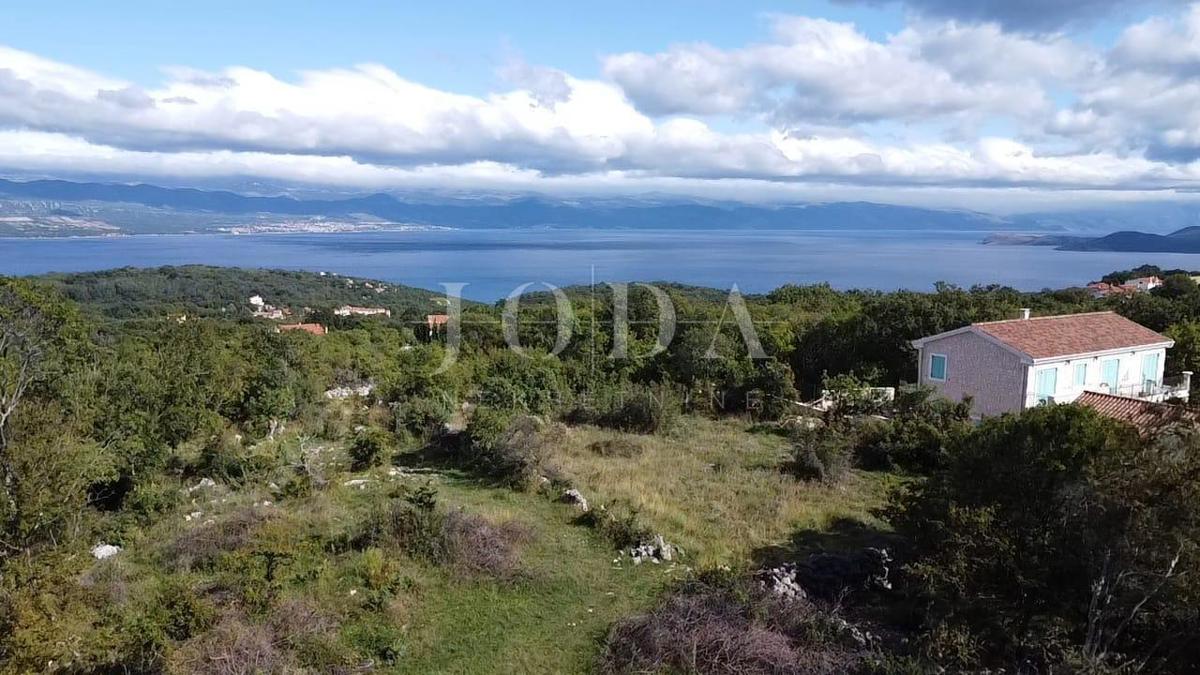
[334, 305, 391, 318]
[1122, 276, 1163, 292]
[911, 310, 1191, 417]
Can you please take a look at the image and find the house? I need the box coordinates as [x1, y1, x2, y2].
[1085, 281, 1134, 299]
[334, 305, 391, 318]
[249, 295, 265, 308]
[1122, 275, 1163, 292]
[253, 307, 286, 320]
[911, 310, 1191, 417]
[426, 314, 450, 334]
[277, 323, 327, 336]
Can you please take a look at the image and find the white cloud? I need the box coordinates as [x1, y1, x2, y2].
[604, 16, 1089, 126]
[4, 4, 1200, 207]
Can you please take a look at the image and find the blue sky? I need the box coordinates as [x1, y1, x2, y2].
[2, 1, 906, 90]
[1, 0, 1200, 211]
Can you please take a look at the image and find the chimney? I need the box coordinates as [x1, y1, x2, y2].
[1020, 308, 1031, 320]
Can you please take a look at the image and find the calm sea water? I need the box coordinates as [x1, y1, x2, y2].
[2, 228, 1199, 301]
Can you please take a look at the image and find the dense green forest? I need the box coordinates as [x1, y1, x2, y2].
[2, 264, 1200, 673]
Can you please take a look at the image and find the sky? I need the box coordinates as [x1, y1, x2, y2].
[3, 0, 1200, 212]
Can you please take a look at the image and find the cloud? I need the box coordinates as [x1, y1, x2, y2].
[833, 0, 1188, 31]
[3, 3, 1200, 208]
[604, 16, 1091, 125]
[1041, 5, 1200, 160]
[0, 45, 655, 169]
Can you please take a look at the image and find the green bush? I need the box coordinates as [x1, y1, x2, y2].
[566, 381, 681, 434]
[577, 500, 652, 549]
[196, 428, 277, 484]
[393, 392, 454, 439]
[790, 426, 852, 484]
[888, 405, 1200, 671]
[853, 386, 972, 472]
[348, 428, 393, 470]
[462, 405, 512, 456]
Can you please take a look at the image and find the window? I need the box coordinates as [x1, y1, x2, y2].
[1142, 352, 1161, 393]
[1036, 367, 1058, 403]
[929, 353, 947, 381]
[1101, 359, 1120, 391]
[1073, 362, 1087, 387]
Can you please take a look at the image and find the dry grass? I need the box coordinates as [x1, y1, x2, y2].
[554, 417, 897, 566]
[165, 504, 279, 571]
[598, 579, 863, 675]
[167, 611, 282, 675]
[441, 510, 536, 580]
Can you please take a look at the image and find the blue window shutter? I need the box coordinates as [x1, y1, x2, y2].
[930, 354, 947, 380]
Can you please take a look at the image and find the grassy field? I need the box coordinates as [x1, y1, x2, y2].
[554, 417, 900, 567]
[30, 415, 895, 673]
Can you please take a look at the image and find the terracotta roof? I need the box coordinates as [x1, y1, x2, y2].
[1075, 391, 1200, 435]
[974, 311, 1170, 359]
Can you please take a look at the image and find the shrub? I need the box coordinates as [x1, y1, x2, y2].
[853, 386, 972, 472]
[393, 394, 453, 440]
[466, 413, 562, 487]
[440, 510, 535, 580]
[166, 504, 277, 571]
[348, 427, 393, 470]
[599, 575, 865, 674]
[577, 500, 653, 549]
[888, 405, 1200, 671]
[168, 611, 284, 675]
[196, 428, 276, 484]
[462, 405, 511, 456]
[790, 426, 852, 484]
[604, 382, 681, 434]
[566, 381, 681, 434]
[354, 485, 534, 580]
[750, 359, 801, 421]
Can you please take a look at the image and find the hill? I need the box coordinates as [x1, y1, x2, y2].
[1, 178, 1014, 235]
[35, 265, 465, 320]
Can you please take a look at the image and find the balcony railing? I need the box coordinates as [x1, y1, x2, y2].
[1099, 375, 1191, 401]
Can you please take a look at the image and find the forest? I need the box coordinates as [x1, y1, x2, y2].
[1, 263, 1199, 673]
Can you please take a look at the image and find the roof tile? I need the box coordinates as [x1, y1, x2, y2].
[1074, 391, 1199, 435]
[975, 311, 1169, 359]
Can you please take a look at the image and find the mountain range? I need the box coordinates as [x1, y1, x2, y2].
[986, 226, 1200, 253]
[3, 177, 1200, 241]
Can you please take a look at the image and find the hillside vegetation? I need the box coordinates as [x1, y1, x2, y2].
[1, 265, 1199, 673]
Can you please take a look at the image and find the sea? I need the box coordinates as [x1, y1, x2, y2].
[2, 228, 1199, 301]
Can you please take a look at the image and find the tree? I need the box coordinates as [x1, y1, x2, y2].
[1154, 273, 1199, 300]
[0, 279, 87, 552]
[889, 405, 1200, 671]
[1166, 320, 1200, 388]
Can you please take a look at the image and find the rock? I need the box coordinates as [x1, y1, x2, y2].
[185, 477, 217, 493]
[654, 534, 674, 562]
[627, 535, 681, 565]
[756, 563, 808, 601]
[343, 479, 370, 489]
[184, 511, 203, 522]
[324, 384, 374, 400]
[561, 488, 589, 513]
[829, 616, 876, 649]
[91, 543, 121, 560]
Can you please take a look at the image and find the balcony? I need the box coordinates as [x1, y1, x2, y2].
[1097, 373, 1192, 403]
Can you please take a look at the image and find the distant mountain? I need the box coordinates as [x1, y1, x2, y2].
[986, 226, 1200, 253]
[0, 178, 1015, 235]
